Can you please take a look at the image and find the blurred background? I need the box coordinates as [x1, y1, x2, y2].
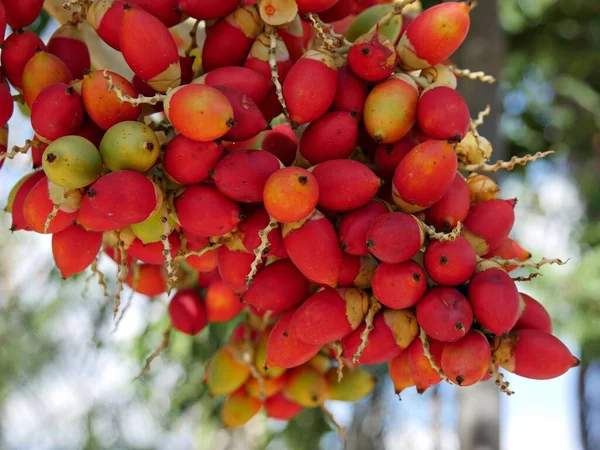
[0, 0, 599, 449]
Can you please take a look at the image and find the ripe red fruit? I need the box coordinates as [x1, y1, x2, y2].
[332, 65, 368, 118]
[397, 2, 470, 70]
[245, 31, 293, 83]
[425, 174, 470, 232]
[178, 0, 241, 20]
[416, 287, 473, 342]
[261, 124, 298, 166]
[203, 66, 272, 106]
[364, 74, 418, 144]
[389, 351, 415, 395]
[296, 0, 339, 14]
[0, 80, 13, 127]
[84, 171, 158, 225]
[392, 140, 458, 213]
[483, 237, 531, 272]
[374, 132, 418, 180]
[372, 261, 427, 309]
[127, 235, 181, 265]
[338, 200, 388, 256]
[47, 23, 91, 80]
[163, 136, 223, 185]
[240, 207, 287, 259]
[283, 212, 343, 288]
[175, 184, 242, 237]
[417, 85, 470, 141]
[0, 3, 6, 45]
[348, 30, 397, 82]
[168, 289, 208, 335]
[82, 70, 142, 131]
[52, 225, 102, 278]
[423, 236, 476, 286]
[22, 178, 78, 235]
[319, 0, 355, 22]
[366, 212, 424, 264]
[462, 199, 516, 255]
[263, 167, 319, 223]
[290, 287, 368, 345]
[202, 6, 263, 73]
[205, 280, 244, 323]
[215, 86, 267, 142]
[266, 310, 321, 369]
[126, 263, 167, 296]
[217, 246, 257, 295]
[76, 198, 126, 232]
[441, 330, 491, 386]
[468, 267, 520, 335]
[198, 268, 222, 288]
[265, 392, 303, 420]
[407, 336, 443, 393]
[1, 30, 45, 90]
[495, 329, 579, 380]
[341, 313, 403, 364]
[338, 254, 378, 289]
[277, 15, 304, 63]
[120, 5, 180, 92]
[243, 259, 310, 314]
[299, 112, 359, 164]
[3, 0, 44, 29]
[514, 293, 553, 334]
[31, 84, 84, 143]
[213, 150, 280, 203]
[22, 50, 73, 107]
[311, 160, 381, 212]
[282, 48, 338, 125]
[128, 0, 183, 27]
[86, 0, 139, 50]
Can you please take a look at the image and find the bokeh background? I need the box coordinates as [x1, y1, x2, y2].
[1, 0, 599, 449]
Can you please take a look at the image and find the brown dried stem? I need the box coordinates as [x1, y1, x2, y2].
[266, 26, 289, 120]
[134, 326, 172, 380]
[452, 67, 496, 84]
[334, 341, 344, 382]
[487, 256, 568, 270]
[370, 0, 417, 32]
[489, 362, 514, 396]
[353, 297, 381, 364]
[420, 220, 462, 242]
[103, 70, 166, 106]
[458, 151, 555, 173]
[0, 139, 43, 162]
[419, 328, 450, 384]
[246, 218, 278, 287]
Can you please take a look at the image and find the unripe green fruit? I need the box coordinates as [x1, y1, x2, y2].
[130, 202, 176, 244]
[346, 5, 403, 43]
[42, 136, 102, 189]
[99, 121, 160, 172]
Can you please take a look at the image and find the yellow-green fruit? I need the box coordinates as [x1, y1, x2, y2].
[207, 346, 251, 396]
[5, 172, 35, 212]
[221, 389, 262, 428]
[283, 365, 328, 408]
[130, 203, 177, 244]
[42, 136, 102, 189]
[326, 367, 375, 402]
[99, 121, 160, 172]
[346, 5, 403, 43]
[254, 330, 286, 379]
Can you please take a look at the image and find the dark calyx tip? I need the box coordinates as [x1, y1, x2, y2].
[298, 176, 308, 185]
[144, 142, 155, 151]
[440, 256, 448, 265]
[123, 3, 132, 11]
[65, 86, 75, 95]
[86, 188, 97, 198]
[282, 331, 288, 337]
[412, 273, 421, 281]
[238, 213, 246, 221]
[447, 135, 462, 144]
[455, 322, 463, 331]
[35, 46, 43, 53]
[361, 47, 370, 55]
[456, 375, 464, 386]
[226, 118, 236, 128]
[45, 153, 57, 163]
[366, 239, 374, 248]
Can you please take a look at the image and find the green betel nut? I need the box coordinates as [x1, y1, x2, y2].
[42, 136, 103, 189]
[99, 121, 160, 172]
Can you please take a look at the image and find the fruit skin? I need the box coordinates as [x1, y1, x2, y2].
[466, 173, 500, 204]
[1, 30, 45, 90]
[425, 174, 470, 232]
[125, 263, 167, 296]
[7, 171, 46, 231]
[22, 51, 73, 107]
[255, 328, 286, 379]
[214, 86, 267, 142]
[364, 73, 418, 144]
[175, 184, 241, 237]
[205, 280, 244, 323]
[243, 259, 310, 315]
[514, 293, 553, 334]
[388, 351, 415, 395]
[299, 112, 359, 165]
[76, 199, 127, 232]
[128, 0, 183, 27]
[338, 200, 388, 256]
[208, 345, 251, 395]
[266, 310, 321, 369]
[216, 246, 257, 295]
[263, 167, 319, 223]
[348, 30, 397, 82]
[283, 212, 343, 288]
[366, 212, 424, 264]
[213, 150, 280, 203]
[441, 330, 491, 386]
[221, 388, 262, 428]
[341, 313, 403, 364]
[0, 81, 12, 127]
[332, 65, 368, 118]
[392, 140, 458, 213]
[41, 136, 102, 190]
[417, 85, 470, 141]
[82, 70, 142, 131]
[311, 160, 381, 212]
[423, 236, 476, 286]
[127, 234, 181, 264]
[164, 84, 234, 142]
[326, 367, 376, 401]
[407, 336, 443, 393]
[84, 171, 158, 225]
[296, 0, 339, 14]
[120, 5, 181, 92]
[129, 201, 177, 244]
[47, 23, 91, 80]
[245, 373, 285, 399]
[23, 177, 78, 234]
[397, 2, 470, 70]
[282, 48, 338, 125]
[467, 267, 520, 335]
[265, 392, 303, 420]
[374, 132, 418, 180]
[261, 124, 298, 166]
[3, 0, 44, 29]
[202, 66, 272, 106]
[99, 121, 160, 173]
[493, 329, 580, 380]
[52, 225, 102, 278]
[338, 254, 378, 289]
[168, 288, 208, 335]
[417, 287, 473, 342]
[179, 0, 241, 20]
[283, 365, 328, 408]
[372, 260, 427, 309]
[483, 237, 531, 272]
[163, 136, 223, 185]
[240, 206, 287, 259]
[462, 199, 516, 256]
[290, 287, 369, 345]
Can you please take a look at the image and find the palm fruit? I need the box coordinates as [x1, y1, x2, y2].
[221, 388, 262, 429]
[99, 121, 160, 172]
[163, 136, 223, 185]
[205, 280, 244, 323]
[348, 30, 397, 82]
[125, 263, 167, 296]
[265, 392, 303, 420]
[266, 310, 321, 369]
[338, 254, 378, 289]
[407, 336, 443, 393]
[326, 367, 376, 401]
[372, 260, 427, 309]
[263, 167, 319, 223]
[339, 200, 388, 256]
[22, 50, 73, 107]
[42, 136, 102, 190]
[441, 330, 491, 386]
[299, 112, 359, 164]
[22, 177, 78, 234]
[417, 85, 470, 141]
[366, 212, 424, 264]
[425, 174, 471, 232]
[283, 365, 328, 408]
[514, 293, 553, 334]
[388, 351, 415, 396]
[47, 23, 91, 80]
[341, 313, 403, 364]
[51, 225, 102, 278]
[207, 345, 251, 395]
[1, 29, 45, 90]
[423, 236, 477, 286]
[462, 199, 516, 255]
[168, 289, 207, 336]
